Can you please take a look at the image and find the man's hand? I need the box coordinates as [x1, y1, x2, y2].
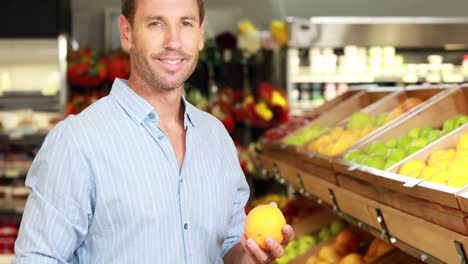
[240, 202, 295, 263]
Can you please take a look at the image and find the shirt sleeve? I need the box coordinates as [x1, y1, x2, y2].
[221, 133, 250, 257]
[14, 119, 95, 263]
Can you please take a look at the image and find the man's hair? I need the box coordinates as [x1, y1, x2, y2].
[122, 0, 205, 25]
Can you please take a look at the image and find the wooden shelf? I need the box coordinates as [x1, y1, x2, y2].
[255, 153, 468, 264]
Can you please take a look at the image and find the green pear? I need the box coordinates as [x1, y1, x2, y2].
[385, 138, 397, 148]
[387, 148, 407, 161]
[366, 142, 387, 156]
[443, 119, 457, 133]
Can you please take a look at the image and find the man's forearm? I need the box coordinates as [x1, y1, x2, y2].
[223, 242, 255, 264]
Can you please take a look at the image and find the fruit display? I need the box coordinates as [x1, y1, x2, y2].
[306, 112, 378, 157]
[398, 132, 468, 187]
[304, 229, 363, 264]
[306, 98, 424, 157]
[262, 116, 318, 141]
[275, 220, 347, 264]
[304, 234, 394, 264]
[244, 205, 287, 250]
[282, 125, 328, 147]
[343, 114, 468, 170]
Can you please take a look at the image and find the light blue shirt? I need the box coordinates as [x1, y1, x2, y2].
[14, 79, 250, 264]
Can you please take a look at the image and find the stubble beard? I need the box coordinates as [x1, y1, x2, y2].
[130, 46, 199, 93]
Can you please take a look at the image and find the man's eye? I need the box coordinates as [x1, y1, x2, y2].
[182, 22, 193, 27]
[150, 22, 162, 27]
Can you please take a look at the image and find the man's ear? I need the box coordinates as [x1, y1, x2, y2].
[199, 16, 206, 51]
[119, 15, 133, 52]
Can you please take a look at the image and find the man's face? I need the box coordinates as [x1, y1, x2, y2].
[120, 0, 205, 91]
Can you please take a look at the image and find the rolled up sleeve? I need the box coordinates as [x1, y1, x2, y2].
[14, 120, 94, 263]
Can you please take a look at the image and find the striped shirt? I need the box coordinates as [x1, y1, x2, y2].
[14, 79, 250, 264]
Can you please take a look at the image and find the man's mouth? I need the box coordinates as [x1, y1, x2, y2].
[160, 59, 184, 65]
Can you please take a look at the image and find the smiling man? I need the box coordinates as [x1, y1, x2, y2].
[13, 0, 293, 263]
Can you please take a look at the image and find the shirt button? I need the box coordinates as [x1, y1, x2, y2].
[148, 113, 155, 119]
[158, 135, 164, 140]
[184, 223, 188, 230]
[180, 179, 183, 183]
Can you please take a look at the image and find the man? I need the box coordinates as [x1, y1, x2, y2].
[14, 0, 294, 263]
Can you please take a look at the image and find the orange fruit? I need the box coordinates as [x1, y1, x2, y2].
[244, 205, 286, 250]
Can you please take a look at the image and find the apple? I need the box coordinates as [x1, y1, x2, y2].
[385, 138, 397, 148]
[343, 150, 363, 162]
[386, 148, 406, 162]
[384, 159, 399, 169]
[426, 130, 441, 142]
[397, 136, 412, 149]
[363, 155, 386, 170]
[420, 127, 434, 138]
[409, 138, 429, 149]
[454, 114, 468, 127]
[365, 142, 387, 156]
[408, 127, 421, 138]
[443, 119, 456, 133]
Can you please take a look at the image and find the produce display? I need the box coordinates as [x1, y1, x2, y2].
[282, 125, 328, 147]
[275, 219, 347, 264]
[262, 116, 318, 141]
[398, 133, 468, 187]
[343, 114, 468, 170]
[306, 98, 423, 157]
[304, 234, 394, 264]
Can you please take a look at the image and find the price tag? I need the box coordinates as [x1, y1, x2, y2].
[403, 178, 424, 188]
[348, 163, 361, 171]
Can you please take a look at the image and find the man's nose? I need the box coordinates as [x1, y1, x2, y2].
[164, 26, 182, 50]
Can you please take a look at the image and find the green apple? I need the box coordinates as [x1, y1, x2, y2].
[385, 138, 397, 148]
[366, 142, 388, 156]
[343, 150, 362, 162]
[408, 127, 421, 138]
[387, 148, 407, 162]
[347, 112, 375, 130]
[397, 135, 412, 149]
[384, 159, 400, 169]
[375, 113, 389, 127]
[410, 137, 429, 149]
[420, 127, 434, 138]
[443, 119, 457, 133]
[329, 220, 346, 235]
[454, 114, 468, 128]
[407, 146, 421, 155]
[318, 227, 332, 242]
[363, 155, 386, 170]
[426, 130, 441, 142]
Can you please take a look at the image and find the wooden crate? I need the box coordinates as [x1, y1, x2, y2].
[387, 124, 468, 210]
[300, 170, 336, 205]
[334, 86, 468, 209]
[331, 185, 468, 264]
[259, 90, 363, 153]
[337, 174, 468, 235]
[271, 90, 393, 157]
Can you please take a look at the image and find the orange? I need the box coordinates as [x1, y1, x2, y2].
[244, 205, 286, 250]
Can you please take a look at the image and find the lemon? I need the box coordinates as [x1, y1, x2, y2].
[457, 133, 468, 150]
[398, 160, 426, 178]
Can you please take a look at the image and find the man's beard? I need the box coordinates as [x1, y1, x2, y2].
[130, 47, 198, 92]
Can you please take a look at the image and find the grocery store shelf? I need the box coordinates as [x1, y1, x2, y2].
[0, 92, 60, 112]
[0, 133, 46, 145]
[0, 199, 25, 214]
[255, 153, 468, 264]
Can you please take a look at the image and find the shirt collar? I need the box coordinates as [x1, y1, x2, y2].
[110, 78, 196, 128]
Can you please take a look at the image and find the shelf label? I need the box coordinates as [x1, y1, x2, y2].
[403, 178, 424, 188]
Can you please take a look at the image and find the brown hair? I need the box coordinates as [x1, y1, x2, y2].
[122, 0, 205, 25]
